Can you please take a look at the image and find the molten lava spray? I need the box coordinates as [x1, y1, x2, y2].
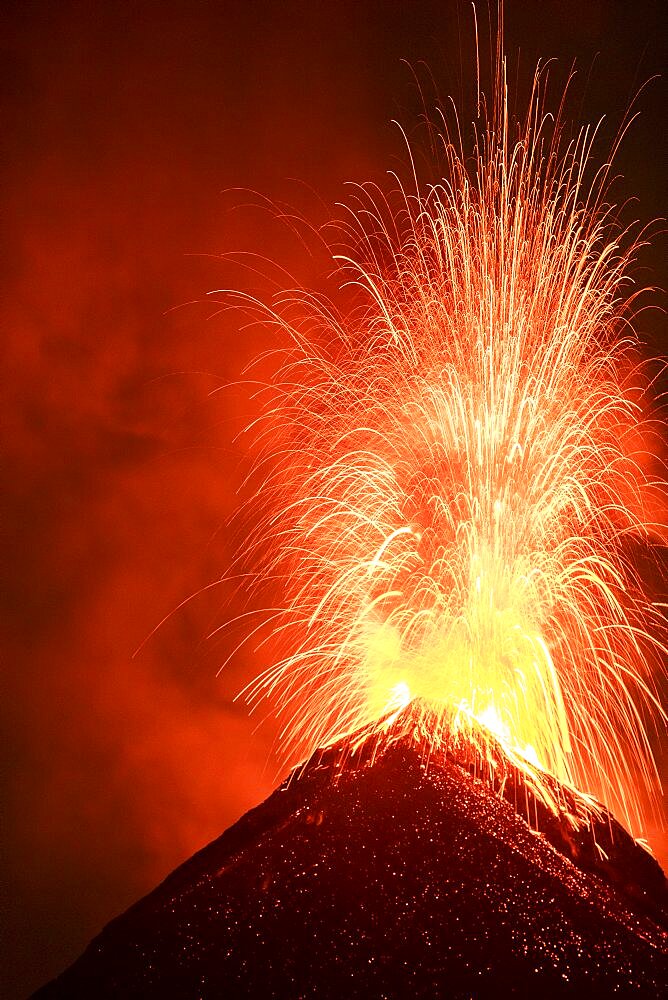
[226, 30, 667, 842]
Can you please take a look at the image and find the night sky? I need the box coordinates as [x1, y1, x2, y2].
[3, 2, 667, 996]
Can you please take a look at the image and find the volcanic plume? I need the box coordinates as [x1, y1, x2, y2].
[35, 701, 667, 998]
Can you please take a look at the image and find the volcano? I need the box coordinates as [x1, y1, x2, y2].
[35, 702, 668, 997]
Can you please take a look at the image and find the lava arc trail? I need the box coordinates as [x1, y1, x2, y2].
[227, 33, 667, 845]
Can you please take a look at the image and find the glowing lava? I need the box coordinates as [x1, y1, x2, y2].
[226, 40, 667, 842]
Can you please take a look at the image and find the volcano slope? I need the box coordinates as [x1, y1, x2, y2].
[35, 702, 668, 998]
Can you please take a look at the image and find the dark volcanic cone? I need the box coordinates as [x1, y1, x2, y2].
[36, 701, 668, 997]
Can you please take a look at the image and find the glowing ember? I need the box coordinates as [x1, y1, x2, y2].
[225, 39, 667, 840]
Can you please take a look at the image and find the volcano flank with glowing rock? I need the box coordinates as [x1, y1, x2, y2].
[36, 701, 668, 997]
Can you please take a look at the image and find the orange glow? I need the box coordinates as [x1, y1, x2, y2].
[228, 50, 667, 840]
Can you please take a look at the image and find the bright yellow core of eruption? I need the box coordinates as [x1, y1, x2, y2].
[363, 549, 563, 775]
[236, 61, 667, 841]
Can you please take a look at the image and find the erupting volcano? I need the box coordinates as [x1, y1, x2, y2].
[36, 12, 668, 997]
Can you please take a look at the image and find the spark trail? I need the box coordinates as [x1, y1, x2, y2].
[225, 45, 667, 840]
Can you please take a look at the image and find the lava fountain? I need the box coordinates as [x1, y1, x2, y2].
[223, 31, 667, 846]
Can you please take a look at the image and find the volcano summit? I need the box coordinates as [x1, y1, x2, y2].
[36, 702, 667, 998]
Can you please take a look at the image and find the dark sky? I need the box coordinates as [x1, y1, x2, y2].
[3, 2, 667, 996]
